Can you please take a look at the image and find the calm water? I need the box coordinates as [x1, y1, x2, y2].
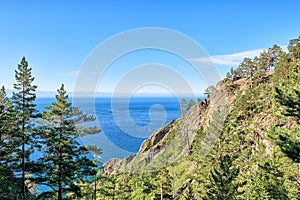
[36, 97, 180, 161]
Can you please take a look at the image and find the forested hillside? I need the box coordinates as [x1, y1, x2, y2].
[1, 36, 300, 199]
[94, 37, 300, 199]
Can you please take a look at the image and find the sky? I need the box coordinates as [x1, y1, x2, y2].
[1, 0, 300, 96]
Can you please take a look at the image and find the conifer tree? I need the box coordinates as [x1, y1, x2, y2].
[115, 172, 132, 199]
[0, 86, 21, 199]
[153, 168, 173, 200]
[239, 58, 256, 88]
[274, 87, 300, 200]
[270, 36, 300, 199]
[182, 181, 196, 200]
[35, 84, 98, 200]
[99, 173, 118, 199]
[204, 85, 215, 98]
[288, 36, 300, 61]
[226, 67, 235, 81]
[12, 57, 38, 200]
[179, 98, 188, 117]
[204, 154, 245, 200]
[253, 153, 290, 199]
[187, 99, 196, 111]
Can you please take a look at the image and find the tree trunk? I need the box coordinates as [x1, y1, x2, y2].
[21, 81, 25, 200]
[22, 118, 25, 200]
[58, 114, 63, 200]
[160, 182, 163, 200]
[93, 175, 97, 200]
[142, 173, 145, 200]
[58, 147, 62, 200]
[297, 162, 300, 200]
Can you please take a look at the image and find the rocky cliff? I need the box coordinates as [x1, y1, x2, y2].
[103, 80, 235, 174]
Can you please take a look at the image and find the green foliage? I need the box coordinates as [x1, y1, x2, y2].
[35, 84, 98, 200]
[271, 59, 300, 199]
[288, 36, 300, 60]
[153, 168, 173, 199]
[253, 153, 290, 199]
[182, 181, 196, 200]
[2, 36, 300, 199]
[0, 86, 24, 199]
[226, 67, 235, 81]
[179, 99, 196, 117]
[204, 85, 215, 98]
[12, 57, 38, 200]
[203, 154, 245, 200]
[179, 98, 188, 117]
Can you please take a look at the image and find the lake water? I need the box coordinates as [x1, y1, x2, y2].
[36, 97, 181, 162]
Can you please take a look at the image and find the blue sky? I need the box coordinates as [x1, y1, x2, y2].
[1, 0, 300, 96]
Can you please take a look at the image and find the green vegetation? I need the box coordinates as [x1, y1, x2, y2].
[0, 57, 101, 199]
[34, 84, 99, 199]
[1, 36, 300, 199]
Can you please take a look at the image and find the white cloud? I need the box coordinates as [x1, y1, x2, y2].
[58, 70, 79, 76]
[190, 48, 266, 67]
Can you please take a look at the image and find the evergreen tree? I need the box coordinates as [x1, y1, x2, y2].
[273, 87, 300, 200]
[288, 36, 300, 61]
[115, 172, 132, 199]
[253, 153, 290, 199]
[128, 172, 155, 200]
[204, 154, 245, 200]
[0, 86, 22, 199]
[204, 85, 215, 98]
[226, 67, 235, 81]
[269, 37, 300, 199]
[179, 98, 188, 117]
[153, 168, 173, 200]
[98, 173, 118, 199]
[75, 145, 102, 200]
[239, 58, 256, 88]
[182, 181, 196, 200]
[187, 99, 196, 111]
[12, 57, 38, 200]
[35, 84, 98, 200]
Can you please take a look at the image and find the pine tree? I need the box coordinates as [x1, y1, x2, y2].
[12, 57, 38, 200]
[179, 98, 188, 117]
[274, 87, 300, 200]
[253, 153, 290, 199]
[204, 85, 215, 98]
[153, 168, 173, 200]
[204, 154, 245, 200]
[87, 145, 102, 200]
[288, 36, 300, 61]
[182, 181, 196, 200]
[0, 86, 22, 199]
[226, 67, 235, 81]
[239, 58, 256, 88]
[115, 172, 132, 199]
[99, 173, 118, 199]
[127, 172, 155, 200]
[35, 84, 98, 200]
[187, 99, 196, 111]
[270, 36, 300, 199]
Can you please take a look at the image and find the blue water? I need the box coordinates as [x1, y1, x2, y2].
[35, 97, 180, 162]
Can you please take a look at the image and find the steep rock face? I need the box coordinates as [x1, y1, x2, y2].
[103, 80, 233, 174]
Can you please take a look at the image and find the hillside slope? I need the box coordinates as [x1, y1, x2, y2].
[91, 39, 300, 199]
[103, 80, 233, 174]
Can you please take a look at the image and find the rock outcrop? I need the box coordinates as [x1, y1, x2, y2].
[103, 80, 233, 174]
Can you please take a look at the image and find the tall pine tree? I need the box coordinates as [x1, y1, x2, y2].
[0, 86, 21, 199]
[35, 84, 98, 200]
[12, 57, 38, 200]
[203, 154, 245, 200]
